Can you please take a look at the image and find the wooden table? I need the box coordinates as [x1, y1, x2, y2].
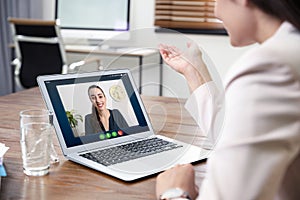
[0, 88, 207, 199]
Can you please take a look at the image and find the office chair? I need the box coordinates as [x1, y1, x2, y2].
[8, 18, 101, 89]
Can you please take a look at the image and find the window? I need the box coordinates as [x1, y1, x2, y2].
[154, 0, 226, 34]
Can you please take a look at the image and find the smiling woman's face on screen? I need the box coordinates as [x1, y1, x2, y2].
[88, 87, 107, 112]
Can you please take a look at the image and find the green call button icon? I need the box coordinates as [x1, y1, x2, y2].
[99, 134, 105, 140]
[112, 131, 117, 137]
[106, 132, 111, 139]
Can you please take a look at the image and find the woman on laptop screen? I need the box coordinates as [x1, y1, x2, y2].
[85, 85, 129, 135]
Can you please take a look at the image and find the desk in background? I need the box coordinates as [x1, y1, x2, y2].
[65, 45, 163, 96]
[0, 88, 207, 199]
[10, 43, 163, 96]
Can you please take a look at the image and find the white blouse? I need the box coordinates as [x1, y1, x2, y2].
[185, 22, 300, 200]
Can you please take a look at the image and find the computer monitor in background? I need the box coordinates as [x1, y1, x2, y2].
[55, 0, 130, 45]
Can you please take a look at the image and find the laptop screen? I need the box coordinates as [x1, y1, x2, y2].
[43, 72, 149, 148]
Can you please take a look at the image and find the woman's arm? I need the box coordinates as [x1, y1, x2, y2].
[159, 43, 212, 93]
[111, 109, 129, 129]
[84, 114, 94, 135]
[156, 164, 199, 200]
[156, 43, 223, 199]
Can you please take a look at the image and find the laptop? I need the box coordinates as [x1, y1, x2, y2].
[37, 69, 210, 181]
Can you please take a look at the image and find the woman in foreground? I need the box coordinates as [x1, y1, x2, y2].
[156, 0, 300, 199]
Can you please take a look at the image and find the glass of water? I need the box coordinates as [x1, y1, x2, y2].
[20, 109, 53, 176]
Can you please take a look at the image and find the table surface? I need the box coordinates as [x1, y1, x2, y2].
[0, 88, 207, 200]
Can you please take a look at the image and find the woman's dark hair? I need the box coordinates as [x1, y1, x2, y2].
[88, 85, 105, 97]
[250, 0, 300, 31]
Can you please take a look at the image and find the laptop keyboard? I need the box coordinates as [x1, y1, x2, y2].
[80, 137, 183, 166]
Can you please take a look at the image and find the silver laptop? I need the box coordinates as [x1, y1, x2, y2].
[37, 69, 209, 181]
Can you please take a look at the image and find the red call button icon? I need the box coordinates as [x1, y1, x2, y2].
[117, 130, 123, 136]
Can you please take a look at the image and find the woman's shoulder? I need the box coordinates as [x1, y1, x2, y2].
[225, 23, 300, 86]
[85, 113, 93, 120]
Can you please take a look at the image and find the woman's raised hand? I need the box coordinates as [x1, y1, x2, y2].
[159, 42, 212, 92]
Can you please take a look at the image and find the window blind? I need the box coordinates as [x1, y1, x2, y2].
[154, 0, 225, 34]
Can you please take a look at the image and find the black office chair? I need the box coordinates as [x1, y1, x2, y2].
[8, 18, 101, 89]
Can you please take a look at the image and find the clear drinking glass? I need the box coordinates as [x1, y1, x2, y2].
[20, 109, 53, 176]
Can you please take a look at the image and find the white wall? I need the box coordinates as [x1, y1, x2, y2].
[131, 0, 252, 79]
[42, 0, 254, 98]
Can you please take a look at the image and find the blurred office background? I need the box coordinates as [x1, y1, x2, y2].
[0, 0, 253, 97]
[0, 0, 44, 96]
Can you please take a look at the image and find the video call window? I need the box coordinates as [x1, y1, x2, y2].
[57, 79, 139, 138]
[44, 72, 149, 147]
